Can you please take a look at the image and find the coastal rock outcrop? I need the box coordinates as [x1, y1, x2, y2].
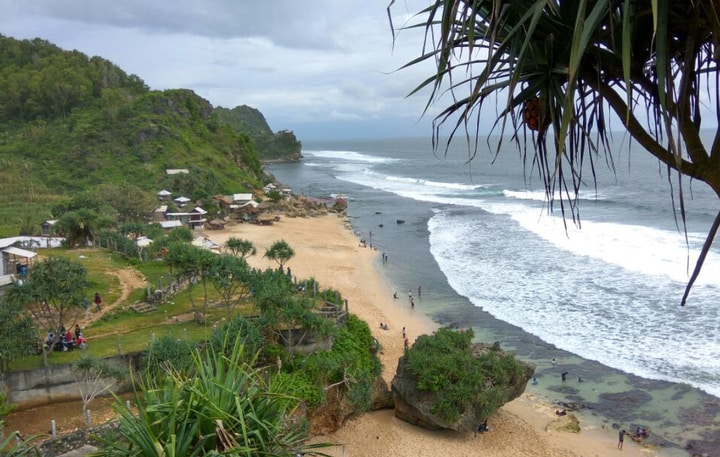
[546, 413, 581, 433]
[391, 341, 534, 431]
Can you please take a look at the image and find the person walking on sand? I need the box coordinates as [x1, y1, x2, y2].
[618, 429, 626, 450]
[402, 326, 406, 339]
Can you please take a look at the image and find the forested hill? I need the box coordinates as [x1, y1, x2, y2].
[0, 35, 296, 236]
[215, 106, 302, 162]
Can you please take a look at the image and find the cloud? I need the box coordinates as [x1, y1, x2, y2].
[0, 0, 486, 140]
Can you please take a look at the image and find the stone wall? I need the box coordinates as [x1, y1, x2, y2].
[1, 352, 143, 410]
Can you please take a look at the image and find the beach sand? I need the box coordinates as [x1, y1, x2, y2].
[207, 215, 663, 457]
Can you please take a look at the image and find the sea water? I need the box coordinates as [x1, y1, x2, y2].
[267, 134, 720, 454]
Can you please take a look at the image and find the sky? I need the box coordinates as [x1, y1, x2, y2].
[0, 0, 445, 141]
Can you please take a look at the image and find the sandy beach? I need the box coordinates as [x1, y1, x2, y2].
[207, 214, 662, 457]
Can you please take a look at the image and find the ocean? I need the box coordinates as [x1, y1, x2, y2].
[267, 135, 720, 455]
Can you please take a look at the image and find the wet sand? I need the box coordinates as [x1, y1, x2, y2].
[207, 214, 663, 457]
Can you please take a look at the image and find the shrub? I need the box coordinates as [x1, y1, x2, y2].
[300, 315, 380, 412]
[144, 335, 196, 376]
[209, 316, 265, 358]
[404, 328, 526, 423]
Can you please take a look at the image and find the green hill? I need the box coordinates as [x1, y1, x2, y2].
[215, 105, 302, 161]
[0, 35, 298, 237]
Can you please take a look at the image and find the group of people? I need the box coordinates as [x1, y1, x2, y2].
[45, 324, 87, 352]
[617, 426, 650, 449]
[393, 287, 421, 307]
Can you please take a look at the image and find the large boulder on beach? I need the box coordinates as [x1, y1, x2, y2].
[391, 331, 534, 431]
[546, 413, 581, 433]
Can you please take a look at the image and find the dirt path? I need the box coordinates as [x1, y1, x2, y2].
[77, 267, 147, 328]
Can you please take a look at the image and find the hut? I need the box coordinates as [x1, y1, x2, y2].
[208, 219, 227, 230]
[256, 213, 277, 225]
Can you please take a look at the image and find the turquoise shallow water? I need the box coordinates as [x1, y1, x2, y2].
[267, 135, 720, 456]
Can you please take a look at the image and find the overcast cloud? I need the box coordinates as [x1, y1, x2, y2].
[0, 0, 445, 140]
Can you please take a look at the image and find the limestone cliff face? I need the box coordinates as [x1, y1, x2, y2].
[391, 342, 534, 431]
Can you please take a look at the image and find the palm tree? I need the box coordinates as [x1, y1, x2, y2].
[264, 240, 295, 273]
[225, 236, 257, 260]
[390, 0, 719, 304]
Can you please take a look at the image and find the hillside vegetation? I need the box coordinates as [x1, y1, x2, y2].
[215, 105, 302, 161]
[0, 35, 299, 237]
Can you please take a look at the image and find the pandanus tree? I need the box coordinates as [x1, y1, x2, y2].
[225, 236, 257, 260]
[91, 335, 328, 457]
[265, 239, 295, 273]
[390, 0, 719, 304]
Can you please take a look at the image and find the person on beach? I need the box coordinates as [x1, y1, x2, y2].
[408, 289, 412, 299]
[561, 371, 568, 381]
[393, 291, 398, 299]
[404, 337, 409, 350]
[618, 429, 626, 450]
[402, 326, 406, 339]
[418, 285, 421, 296]
[410, 297, 415, 308]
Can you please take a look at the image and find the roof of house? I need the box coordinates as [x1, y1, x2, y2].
[166, 169, 189, 175]
[233, 193, 253, 202]
[1, 246, 38, 259]
[174, 196, 191, 203]
[136, 237, 153, 247]
[214, 195, 233, 205]
[157, 189, 172, 196]
[159, 220, 183, 229]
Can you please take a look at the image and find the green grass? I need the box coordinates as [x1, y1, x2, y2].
[7, 247, 262, 371]
[37, 248, 132, 305]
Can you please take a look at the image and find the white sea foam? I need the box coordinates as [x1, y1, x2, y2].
[428, 209, 720, 398]
[335, 169, 506, 208]
[302, 149, 399, 164]
[504, 188, 609, 202]
[510, 209, 720, 286]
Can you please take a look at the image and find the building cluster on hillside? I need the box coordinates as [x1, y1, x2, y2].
[0, 176, 294, 294]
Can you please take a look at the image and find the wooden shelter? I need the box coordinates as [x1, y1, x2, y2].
[208, 219, 227, 230]
[256, 213, 277, 225]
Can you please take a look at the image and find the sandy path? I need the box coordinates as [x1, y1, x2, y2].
[77, 267, 147, 328]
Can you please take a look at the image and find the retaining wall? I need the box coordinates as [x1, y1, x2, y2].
[1, 352, 143, 410]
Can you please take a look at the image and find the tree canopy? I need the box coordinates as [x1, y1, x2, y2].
[4, 257, 90, 366]
[264, 240, 295, 272]
[390, 0, 719, 304]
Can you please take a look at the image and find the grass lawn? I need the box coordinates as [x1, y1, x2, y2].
[7, 247, 259, 371]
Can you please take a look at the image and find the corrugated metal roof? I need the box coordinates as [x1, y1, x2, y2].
[2, 246, 37, 258]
